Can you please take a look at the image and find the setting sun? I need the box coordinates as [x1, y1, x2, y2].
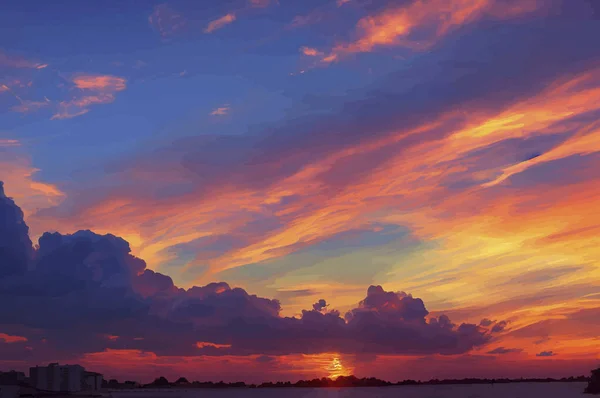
[326, 357, 352, 379]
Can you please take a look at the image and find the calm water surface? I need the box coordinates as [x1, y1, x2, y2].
[111, 382, 588, 397]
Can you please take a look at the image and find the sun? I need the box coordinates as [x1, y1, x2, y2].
[326, 356, 352, 379]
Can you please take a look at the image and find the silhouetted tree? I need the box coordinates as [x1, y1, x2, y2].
[152, 376, 170, 387]
[585, 367, 600, 394]
[175, 377, 189, 384]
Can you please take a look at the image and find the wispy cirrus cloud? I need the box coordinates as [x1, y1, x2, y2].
[11, 98, 51, 114]
[0, 50, 47, 69]
[0, 139, 20, 147]
[205, 13, 237, 33]
[51, 75, 127, 120]
[317, 0, 546, 63]
[211, 106, 230, 116]
[0, 151, 65, 221]
[4, 73, 126, 120]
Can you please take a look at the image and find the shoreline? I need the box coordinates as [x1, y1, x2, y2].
[108, 379, 590, 391]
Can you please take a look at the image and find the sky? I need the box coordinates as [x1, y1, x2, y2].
[1, 0, 600, 384]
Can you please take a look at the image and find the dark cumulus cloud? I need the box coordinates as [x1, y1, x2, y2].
[487, 347, 522, 355]
[312, 299, 328, 312]
[0, 183, 500, 360]
[536, 351, 556, 357]
[0, 182, 33, 278]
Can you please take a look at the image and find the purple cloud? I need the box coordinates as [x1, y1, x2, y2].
[536, 351, 556, 357]
[312, 299, 328, 312]
[0, 182, 33, 278]
[487, 347, 522, 355]
[0, 182, 497, 361]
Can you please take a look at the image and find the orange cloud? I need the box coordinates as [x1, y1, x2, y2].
[319, 0, 544, 63]
[0, 333, 27, 343]
[484, 125, 600, 187]
[51, 75, 127, 120]
[72, 348, 600, 383]
[0, 152, 65, 235]
[210, 106, 230, 116]
[72, 75, 127, 92]
[204, 13, 237, 33]
[196, 342, 232, 349]
[300, 47, 323, 57]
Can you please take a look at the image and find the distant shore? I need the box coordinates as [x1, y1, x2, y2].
[2, 374, 592, 397]
[106, 375, 591, 390]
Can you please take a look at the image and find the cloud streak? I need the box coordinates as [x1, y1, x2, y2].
[205, 13, 237, 33]
[211, 106, 230, 116]
[318, 0, 545, 63]
[0, 50, 46, 69]
[51, 75, 127, 120]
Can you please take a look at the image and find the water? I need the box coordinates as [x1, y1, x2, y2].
[110, 382, 588, 398]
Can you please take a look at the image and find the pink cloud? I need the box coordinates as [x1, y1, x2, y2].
[72, 75, 126, 92]
[318, 0, 545, 64]
[0, 333, 28, 344]
[51, 75, 126, 120]
[0, 50, 46, 69]
[205, 13, 237, 33]
[210, 106, 230, 116]
[11, 99, 51, 114]
[300, 47, 323, 57]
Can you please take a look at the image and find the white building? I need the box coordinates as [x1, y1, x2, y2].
[29, 363, 102, 392]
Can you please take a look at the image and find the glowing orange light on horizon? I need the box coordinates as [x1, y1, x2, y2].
[326, 356, 352, 379]
[196, 341, 232, 349]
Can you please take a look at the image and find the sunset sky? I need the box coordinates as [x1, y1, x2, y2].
[1, 0, 599, 383]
